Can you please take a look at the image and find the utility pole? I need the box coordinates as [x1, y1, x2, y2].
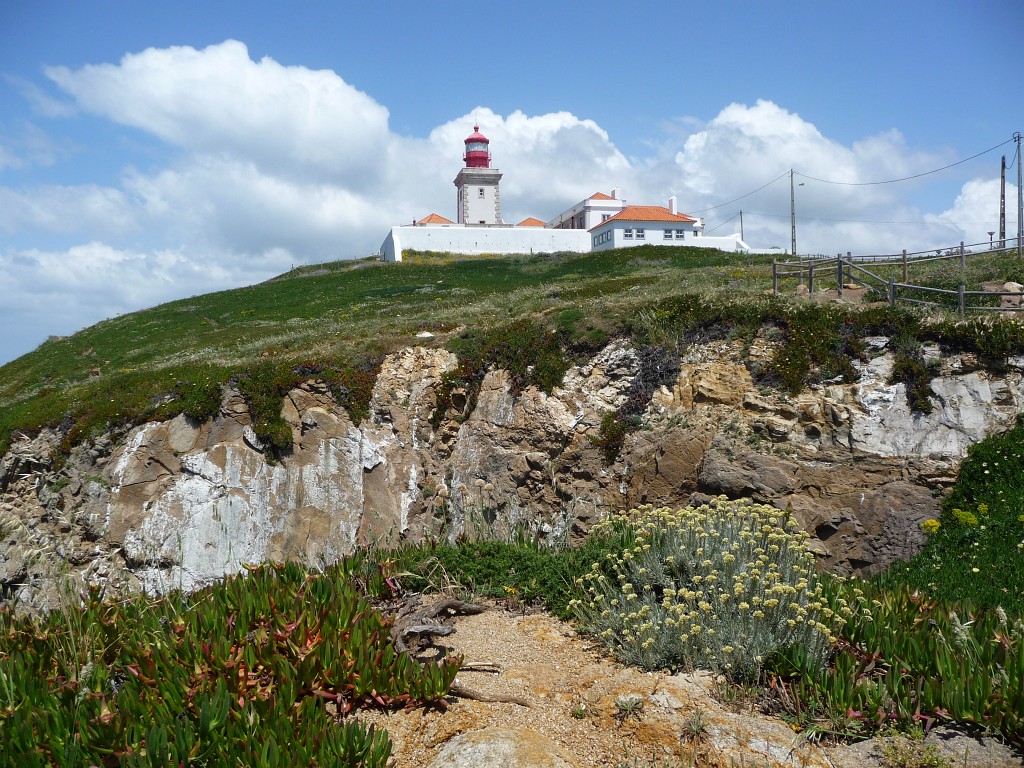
[790, 169, 797, 257]
[739, 210, 744, 242]
[1000, 155, 1007, 248]
[1017, 132, 1023, 259]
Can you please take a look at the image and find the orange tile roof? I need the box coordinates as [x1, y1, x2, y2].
[589, 205, 697, 231]
[417, 212, 454, 225]
[589, 191, 615, 200]
[516, 217, 546, 227]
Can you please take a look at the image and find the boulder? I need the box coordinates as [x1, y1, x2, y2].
[425, 728, 577, 768]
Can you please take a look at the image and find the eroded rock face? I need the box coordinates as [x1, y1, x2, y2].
[5, 336, 1024, 605]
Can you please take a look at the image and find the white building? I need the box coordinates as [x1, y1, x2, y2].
[378, 125, 750, 261]
[548, 190, 627, 230]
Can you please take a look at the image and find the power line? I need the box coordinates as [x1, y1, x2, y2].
[742, 210, 926, 224]
[794, 137, 1015, 186]
[686, 135, 1018, 230]
[688, 171, 789, 214]
[705, 211, 739, 234]
[737, 210, 1011, 226]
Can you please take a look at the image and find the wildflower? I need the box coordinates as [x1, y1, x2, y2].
[952, 508, 979, 526]
[920, 519, 941, 535]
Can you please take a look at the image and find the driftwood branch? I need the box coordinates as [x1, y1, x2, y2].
[389, 596, 531, 707]
[391, 595, 487, 655]
[449, 680, 531, 708]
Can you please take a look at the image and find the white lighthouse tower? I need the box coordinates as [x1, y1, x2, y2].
[454, 123, 503, 225]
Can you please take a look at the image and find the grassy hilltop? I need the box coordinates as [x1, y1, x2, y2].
[6, 244, 1024, 460]
[2, 246, 1024, 763]
[0, 246, 765, 457]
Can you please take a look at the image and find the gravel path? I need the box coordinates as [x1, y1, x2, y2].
[356, 604, 835, 768]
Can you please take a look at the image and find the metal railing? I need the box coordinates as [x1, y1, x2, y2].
[771, 237, 1024, 313]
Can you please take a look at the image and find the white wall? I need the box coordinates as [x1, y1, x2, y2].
[463, 183, 500, 224]
[380, 226, 591, 261]
[590, 221, 749, 253]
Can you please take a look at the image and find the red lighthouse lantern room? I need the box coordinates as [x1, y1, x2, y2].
[463, 123, 491, 168]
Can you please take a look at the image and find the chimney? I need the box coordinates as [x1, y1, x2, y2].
[668, 196, 677, 215]
[611, 187, 619, 199]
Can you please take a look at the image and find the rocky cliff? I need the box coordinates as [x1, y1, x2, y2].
[4, 334, 1024, 609]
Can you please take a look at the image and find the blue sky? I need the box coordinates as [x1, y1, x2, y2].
[1, 0, 1022, 364]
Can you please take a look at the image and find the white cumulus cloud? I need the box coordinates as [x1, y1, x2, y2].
[668, 100, 987, 255]
[46, 40, 390, 183]
[932, 177, 1019, 248]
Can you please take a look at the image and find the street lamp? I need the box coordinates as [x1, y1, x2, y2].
[989, 231, 995, 250]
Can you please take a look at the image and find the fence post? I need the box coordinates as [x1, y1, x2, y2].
[958, 284, 965, 314]
[960, 242, 965, 268]
[888, 278, 895, 307]
[808, 261, 814, 294]
[837, 256, 843, 297]
[772, 260, 778, 294]
[902, 249, 908, 282]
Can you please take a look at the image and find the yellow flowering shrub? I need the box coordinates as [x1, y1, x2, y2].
[920, 519, 941, 535]
[951, 508, 979, 527]
[569, 498, 848, 682]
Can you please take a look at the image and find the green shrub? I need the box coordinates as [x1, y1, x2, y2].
[432, 318, 574, 427]
[886, 420, 1024, 611]
[591, 411, 635, 464]
[763, 304, 859, 393]
[570, 499, 847, 682]
[927, 315, 1024, 369]
[233, 358, 381, 454]
[393, 535, 619, 620]
[889, 351, 938, 414]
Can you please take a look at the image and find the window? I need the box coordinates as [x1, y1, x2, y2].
[601, 214, 610, 222]
[636, 228, 645, 240]
[675, 229, 686, 239]
[478, 188, 485, 198]
[664, 229, 673, 239]
[624, 228, 633, 239]
[593, 236, 599, 247]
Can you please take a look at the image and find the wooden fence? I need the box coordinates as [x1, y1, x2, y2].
[772, 237, 1024, 314]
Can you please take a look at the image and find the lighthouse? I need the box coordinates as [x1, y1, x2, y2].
[454, 123, 503, 225]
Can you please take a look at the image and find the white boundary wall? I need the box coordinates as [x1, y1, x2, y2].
[380, 226, 590, 262]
